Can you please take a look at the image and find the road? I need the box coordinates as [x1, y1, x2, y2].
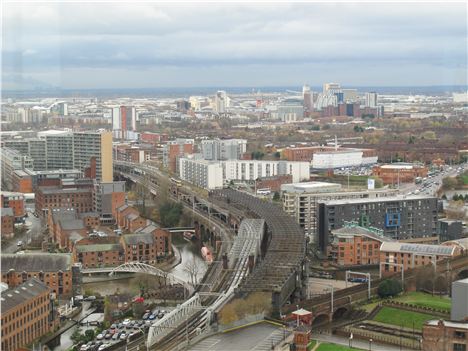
[2, 208, 44, 253]
[396, 163, 467, 197]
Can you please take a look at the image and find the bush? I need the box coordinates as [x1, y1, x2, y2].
[378, 279, 403, 298]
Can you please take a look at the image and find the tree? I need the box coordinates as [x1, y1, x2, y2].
[377, 279, 402, 298]
[183, 256, 204, 285]
[442, 177, 457, 189]
[272, 192, 280, 201]
[353, 125, 364, 133]
[159, 202, 183, 227]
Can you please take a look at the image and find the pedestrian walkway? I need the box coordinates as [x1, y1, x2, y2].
[312, 333, 405, 351]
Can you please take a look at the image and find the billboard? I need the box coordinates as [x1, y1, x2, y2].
[367, 178, 375, 190]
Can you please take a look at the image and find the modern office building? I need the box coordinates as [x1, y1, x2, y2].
[94, 181, 126, 223]
[281, 182, 398, 242]
[201, 138, 247, 161]
[316, 196, 439, 252]
[438, 219, 464, 242]
[1, 278, 57, 351]
[214, 91, 228, 113]
[312, 148, 378, 169]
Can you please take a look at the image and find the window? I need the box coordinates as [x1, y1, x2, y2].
[453, 344, 466, 351]
[454, 331, 466, 339]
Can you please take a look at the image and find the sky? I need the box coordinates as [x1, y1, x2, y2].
[2, 1, 467, 90]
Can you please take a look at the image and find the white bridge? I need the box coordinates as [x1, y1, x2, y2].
[145, 219, 266, 349]
[147, 293, 203, 348]
[108, 262, 194, 295]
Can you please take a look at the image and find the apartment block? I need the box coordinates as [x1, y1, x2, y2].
[1, 208, 15, 238]
[329, 222, 389, 266]
[1, 279, 58, 351]
[281, 182, 398, 243]
[201, 138, 247, 161]
[1, 147, 33, 190]
[316, 196, 439, 252]
[1, 192, 26, 221]
[179, 158, 224, 189]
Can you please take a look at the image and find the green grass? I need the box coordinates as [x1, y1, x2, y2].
[316, 343, 363, 351]
[393, 291, 451, 312]
[307, 340, 317, 350]
[373, 306, 436, 330]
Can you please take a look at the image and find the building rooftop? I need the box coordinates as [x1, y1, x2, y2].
[1, 278, 50, 314]
[1, 253, 72, 273]
[426, 320, 468, 330]
[76, 243, 122, 253]
[136, 223, 159, 234]
[380, 242, 455, 256]
[1, 208, 14, 217]
[321, 195, 436, 206]
[40, 187, 92, 195]
[122, 233, 154, 245]
[60, 219, 85, 231]
[443, 238, 468, 250]
[281, 181, 342, 193]
[332, 223, 392, 243]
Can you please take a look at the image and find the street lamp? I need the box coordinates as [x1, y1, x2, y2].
[369, 338, 373, 351]
[349, 333, 353, 348]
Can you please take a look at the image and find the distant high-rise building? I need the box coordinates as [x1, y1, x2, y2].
[323, 82, 341, 94]
[111, 106, 136, 139]
[214, 91, 228, 113]
[278, 99, 304, 122]
[365, 92, 378, 108]
[302, 85, 313, 113]
[342, 89, 358, 102]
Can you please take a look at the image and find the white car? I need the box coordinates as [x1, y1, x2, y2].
[96, 334, 104, 340]
[122, 318, 131, 326]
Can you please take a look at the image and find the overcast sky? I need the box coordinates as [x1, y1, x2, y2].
[2, 1, 467, 90]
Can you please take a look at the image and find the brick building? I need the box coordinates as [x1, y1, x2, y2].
[255, 175, 292, 192]
[11, 170, 33, 193]
[47, 208, 88, 250]
[163, 139, 195, 173]
[379, 242, 460, 276]
[122, 224, 172, 263]
[73, 237, 124, 269]
[1, 208, 15, 239]
[1, 253, 74, 297]
[422, 320, 468, 351]
[140, 132, 169, 144]
[329, 223, 389, 266]
[1, 278, 58, 351]
[1, 192, 26, 221]
[36, 184, 94, 219]
[372, 163, 428, 185]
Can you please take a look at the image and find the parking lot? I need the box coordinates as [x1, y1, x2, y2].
[78, 307, 172, 351]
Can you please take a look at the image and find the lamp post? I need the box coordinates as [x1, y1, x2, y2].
[369, 338, 373, 351]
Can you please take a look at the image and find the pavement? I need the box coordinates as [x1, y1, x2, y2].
[310, 332, 410, 351]
[188, 322, 287, 351]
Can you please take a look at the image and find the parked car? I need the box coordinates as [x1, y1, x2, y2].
[148, 314, 156, 320]
[122, 319, 131, 326]
[104, 333, 112, 340]
[96, 334, 104, 341]
[142, 313, 150, 320]
[119, 332, 127, 340]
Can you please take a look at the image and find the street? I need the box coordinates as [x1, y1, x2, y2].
[2, 207, 44, 253]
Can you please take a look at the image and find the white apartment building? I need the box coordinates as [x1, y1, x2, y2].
[223, 160, 309, 183]
[201, 139, 247, 161]
[281, 182, 399, 242]
[179, 158, 310, 189]
[179, 158, 224, 189]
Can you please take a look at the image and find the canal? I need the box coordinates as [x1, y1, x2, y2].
[82, 239, 207, 296]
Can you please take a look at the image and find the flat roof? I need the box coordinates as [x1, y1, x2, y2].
[426, 320, 468, 330]
[321, 195, 436, 206]
[380, 242, 454, 256]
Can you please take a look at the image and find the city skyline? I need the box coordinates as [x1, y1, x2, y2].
[2, 1, 467, 90]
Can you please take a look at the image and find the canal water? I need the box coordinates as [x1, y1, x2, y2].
[82, 239, 207, 296]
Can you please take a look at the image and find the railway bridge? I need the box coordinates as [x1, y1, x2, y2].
[282, 254, 468, 326]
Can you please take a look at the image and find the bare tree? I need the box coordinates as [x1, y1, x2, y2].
[183, 257, 204, 286]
